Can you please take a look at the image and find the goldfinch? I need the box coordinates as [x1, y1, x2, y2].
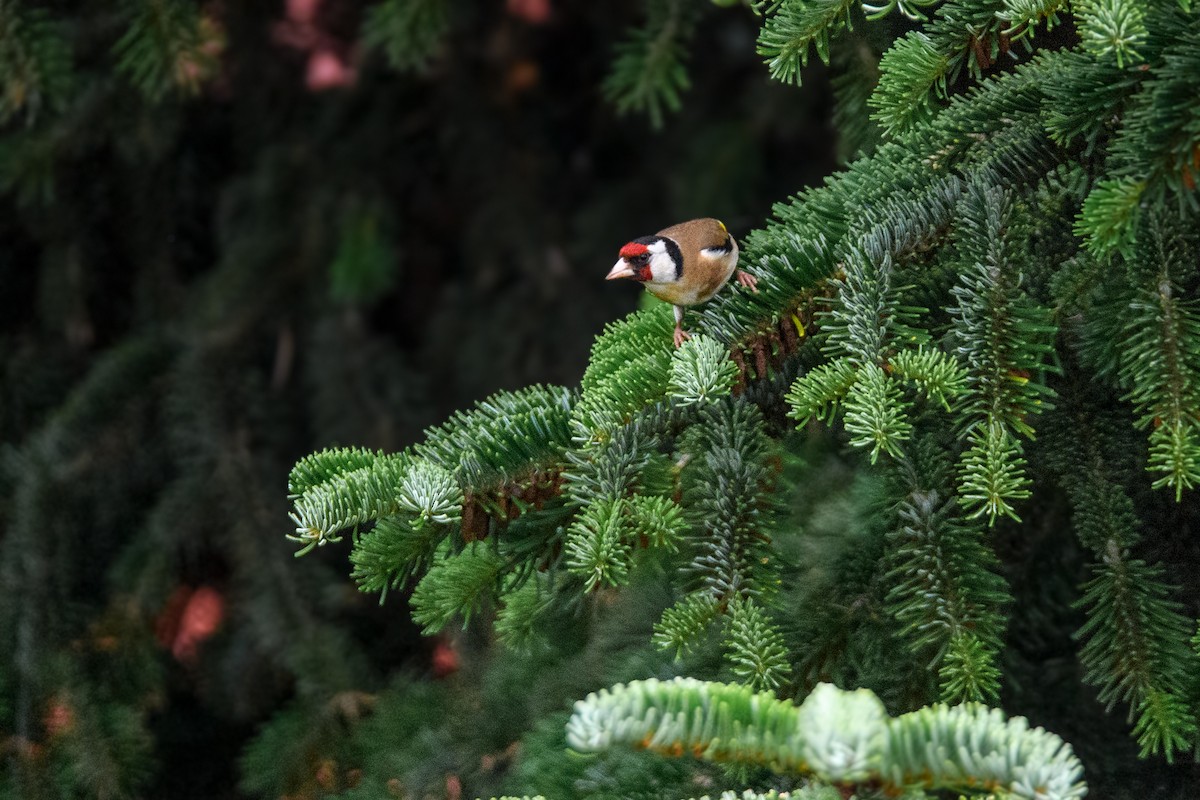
[605, 218, 758, 347]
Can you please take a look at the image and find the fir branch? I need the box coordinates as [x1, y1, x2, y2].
[687, 791, 838, 800]
[562, 420, 656, 510]
[653, 592, 721, 658]
[1075, 177, 1145, 261]
[409, 544, 504, 633]
[680, 400, 778, 603]
[287, 453, 413, 553]
[342, 462, 462, 595]
[1041, 391, 1198, 759]
[1104, 11, 1200, 197]
[1042, 49, 1139, 150]
[567, 678, 1087, 798]
[1116, 222, 1200, 499]
[668, 334, 739, 406]
[792, 682, 887, 782]
[756, 0, 859, 83]
[567, 678, 869, 775]
[694, 56, 1057, 357]
[626, 494, 687, 551]
[565, 498, 632, 591]
[114, 0, 216, 100]
[939, 630, 1003, 705]
[1075, 0, 1147, 68]
[886, 468, 1008, 703]
[837, 175, 962, 303]
[842, 363, 912, 463]
[723, 597, 793, 691]
[824, 247, 904, 366]
[859, 0, 939, 22]
[881, 699, 1085, 798]
[889, 347, 968, 410]
[494, 574, 557, 651]
[349, 513, 444, 595]
[957, 420, 1031, 523]
[604, 0, 702, 129]
[415, 384, 574, 489]
[923, 0, 1021, 83]
[785, 357, 858, 426]
[1075, 555, 1197, 760]
[947, 182, 1056, 520]
[574, 306, 674, 440]
[395, 460, 462, 528]
[0, 2, 72, 124]
[998, 0, 1066, 36]
[868, 32, 949, 135]
[362, 0, 449, 72]
[288, 446, 387, 499]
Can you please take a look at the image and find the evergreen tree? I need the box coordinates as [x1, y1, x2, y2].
[285, 0, 1200, 797]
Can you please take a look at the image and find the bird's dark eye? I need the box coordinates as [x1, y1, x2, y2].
[630, 254, 649, 266]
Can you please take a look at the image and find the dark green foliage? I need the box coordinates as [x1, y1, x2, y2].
[604, 0, 706, 129]
[1114, 219, 1200, 498]
[0, 2, 72, 124]
[1076, 558, 1196, 759]
[829, 33, 883, 162]
[885, 445, 1009, 704]
[329, 204, 399, 304]
[114, 0, 215, 100]
[362, 0, 450, 72]
[679, 400, 779, 603]
[1041, 391, 1199, 761]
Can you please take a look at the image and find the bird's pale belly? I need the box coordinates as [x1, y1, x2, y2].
[645, 261, 735, 306]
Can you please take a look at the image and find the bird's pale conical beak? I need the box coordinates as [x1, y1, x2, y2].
[606, 259, 635, 280]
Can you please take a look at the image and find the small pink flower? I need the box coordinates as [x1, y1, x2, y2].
[171, 586, 224, 664]
[306, 48, 357, 91]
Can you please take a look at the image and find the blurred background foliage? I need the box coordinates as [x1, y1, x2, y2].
[0, 1, 836, 797]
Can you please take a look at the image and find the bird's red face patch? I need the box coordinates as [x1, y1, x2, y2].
[619, 242, 650, 259]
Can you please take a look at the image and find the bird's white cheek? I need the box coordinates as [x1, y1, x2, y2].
[648, 252, 677, 283]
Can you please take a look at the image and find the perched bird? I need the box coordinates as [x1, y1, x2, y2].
[606, 218, 758, 347]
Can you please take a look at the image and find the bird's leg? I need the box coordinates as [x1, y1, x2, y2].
[673, 305, 691, 348]
[735, 270, 759, 292]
